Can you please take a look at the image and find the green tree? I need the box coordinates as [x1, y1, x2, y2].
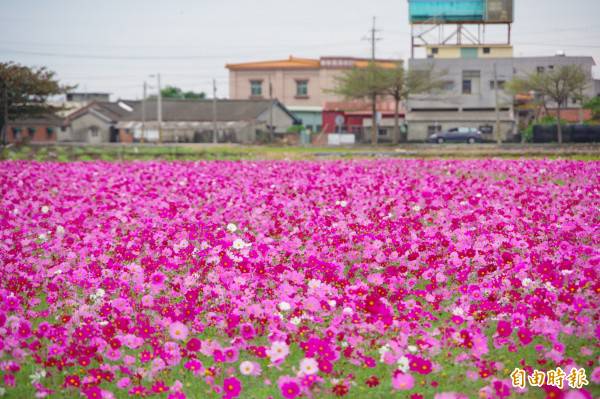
[0, 62, 68, 145]
[160, 85, 206, 100]
[380, 63, 445, 144]
[333, 62, 388, 145]
[584, 96, 600, 120]
[506, 65, 588, 143]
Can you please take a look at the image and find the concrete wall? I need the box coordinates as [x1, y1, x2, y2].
[69, 113, 112, 143]
[290, 110, 322, 132]
[229, 68, 346, 107]
[426, 45, 513, 59]
[406, 110, 515, 141]
[257, 105, 296, 133]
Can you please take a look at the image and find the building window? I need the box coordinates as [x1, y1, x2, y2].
[431, 47, 439, 55]
[483, 47, 491, 54]
[548, 65, 554, 70]
[90, 126, 99, 137]
[490, 80, 506, 90]
[315, 125, 322, 132]
[462, 70, 480, 95]
[27, 127, 36, 138]
[296, 80, 308, 97]
[462, 79, 472, 94]
[536, 66, 545, 74]
[250, 80, 263, 97]
[46, 127, 54, 138]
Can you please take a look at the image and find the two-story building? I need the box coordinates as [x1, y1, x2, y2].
[226, 56, 399, 133]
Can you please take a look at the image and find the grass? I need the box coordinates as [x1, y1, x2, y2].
[1, 144, 600, 161]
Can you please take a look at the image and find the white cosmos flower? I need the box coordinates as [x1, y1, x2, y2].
[452, 307, 465, 317]
[267, 341, 289, 363]
[290, 317, 301, 326]
[522, 278, 533, 288]
[239, 361, 254, 375]
[232, 238, 250, 250]
[41, 206, 50, 214]
[327, 299, 336, 308]
[38, 233, 48, 241]
[300, 358, 319, 375]
[56, 225, 65, 235]
[342, 307, 353, 315]
[29, 369, 47, 384]
[278, 301, 291, 312]
[412, 205, 421, 212]
[407, 345, 417, 353]
[308, 279, 321, 289]
[397, 356, 410, 373]
[227, 223, 238, 233]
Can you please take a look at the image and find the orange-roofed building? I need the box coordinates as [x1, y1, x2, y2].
[226, 56, 401, 132]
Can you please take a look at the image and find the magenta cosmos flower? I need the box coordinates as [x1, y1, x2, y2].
[222, 377, 242, 399]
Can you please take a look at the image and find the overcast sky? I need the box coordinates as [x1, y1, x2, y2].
[1, 0, 599, 100]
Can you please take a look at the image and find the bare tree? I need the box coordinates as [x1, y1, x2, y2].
[380, 63, 445, 144]
[507, 65, 588, 144]
[333, 62, 387, 145]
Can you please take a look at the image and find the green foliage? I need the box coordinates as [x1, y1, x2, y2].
[584, 96, 600, 120]
[0, 62, 68, 143]
[286, 125, 304, 134]
[160, 85, 206, 100]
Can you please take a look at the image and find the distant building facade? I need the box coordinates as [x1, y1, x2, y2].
[322, 100, 406, 143]
[115, 99, 299, 144]
[65, 101, 135, 143]
[407, 54, 597, 141]
[4, 114, 66, 144]
[226, 56, 400, 132]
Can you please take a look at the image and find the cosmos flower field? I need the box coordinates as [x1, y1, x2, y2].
[0, 159, 598, 399]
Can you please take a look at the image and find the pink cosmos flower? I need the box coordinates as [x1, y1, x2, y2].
[392, 372, 414, 390]
[168, 322, 189, 341]
[299, 358, 318, 375]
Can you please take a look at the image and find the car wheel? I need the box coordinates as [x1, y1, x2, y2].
[437, 138, 444, 144]
[467, 137, 475, 144]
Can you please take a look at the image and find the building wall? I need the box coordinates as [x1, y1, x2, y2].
[409, 56, 596, 111]
[5, 124, 59, 143]
[290, 110, 322, 132]
[69, 113, 112, 143]
[406, 109, 515, 141]
[426, 45, 513, 59]
[256, 105, 296, 133]
[229, 68, 347, 107]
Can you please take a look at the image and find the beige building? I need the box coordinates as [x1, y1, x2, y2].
[227, 56, 398, 106]
[226, 56, 399, 131]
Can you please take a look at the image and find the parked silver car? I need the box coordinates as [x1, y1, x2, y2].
[427, 127, 483, 144]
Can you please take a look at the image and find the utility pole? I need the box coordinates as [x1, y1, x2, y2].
[141, 81, 147, 143]
[212, 79, 218, 144]
[268, 75, 274, 143]
[157, 73, 162, 143]
[1, 78, 7, 147]
[363, 16, 382, 145]
[493, 63, 501, 144]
